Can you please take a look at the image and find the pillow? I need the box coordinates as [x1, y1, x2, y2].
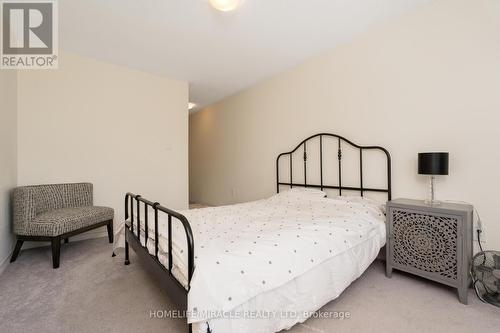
[274, 187, 327, 200]
[330, 195, 386, 214]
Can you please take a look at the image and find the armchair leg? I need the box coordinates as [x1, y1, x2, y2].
[64, 238, 69, 244]
[51, 237, 61, 269]
[106, 220, 114, 244]
[10, 239, 24, 263]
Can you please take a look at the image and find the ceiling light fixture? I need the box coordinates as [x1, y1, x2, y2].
[209, 0, 240, 12]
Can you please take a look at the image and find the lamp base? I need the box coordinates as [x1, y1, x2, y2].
[425, 176, 439, 205]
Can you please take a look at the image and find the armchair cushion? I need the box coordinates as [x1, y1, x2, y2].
[26, 206, 114, 237]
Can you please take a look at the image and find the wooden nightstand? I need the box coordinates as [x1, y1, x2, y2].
[385, 199, 473, 304]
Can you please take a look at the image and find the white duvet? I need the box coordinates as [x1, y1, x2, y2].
[131, 189, 386, 332]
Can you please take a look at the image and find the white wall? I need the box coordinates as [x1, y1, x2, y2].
[17, 52, 189, 242]
[0, 70, 17, 274]
[190, 0, 500, 250]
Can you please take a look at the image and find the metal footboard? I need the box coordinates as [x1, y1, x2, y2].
[124, 193, 195, 332]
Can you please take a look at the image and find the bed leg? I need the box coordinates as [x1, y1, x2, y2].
[188, 323, 192, 333]
[124, 240, 130, 265]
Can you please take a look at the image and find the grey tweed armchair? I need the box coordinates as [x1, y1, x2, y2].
[10, 183, 114, 268]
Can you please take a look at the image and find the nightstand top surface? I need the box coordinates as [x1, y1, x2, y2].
[388, 198, 473, 213]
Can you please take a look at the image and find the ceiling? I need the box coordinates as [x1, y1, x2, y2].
[60, 0, 430, 110]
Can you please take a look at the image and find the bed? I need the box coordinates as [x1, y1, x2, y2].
[123, 133, 392, 333]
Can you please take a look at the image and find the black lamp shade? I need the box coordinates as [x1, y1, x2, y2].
[418, 152, 449, 175]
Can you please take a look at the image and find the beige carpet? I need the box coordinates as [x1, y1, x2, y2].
[0, 237, 499, 333]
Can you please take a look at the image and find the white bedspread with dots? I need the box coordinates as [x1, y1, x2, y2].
[132, 188, 386, 326]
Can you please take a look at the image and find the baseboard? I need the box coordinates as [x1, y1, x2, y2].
[22, 229, 108, 250]
[0, 243, 15, 276]
[0, 228, 109, 276]
[189, 203, 212, 209]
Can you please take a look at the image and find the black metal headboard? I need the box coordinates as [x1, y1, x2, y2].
[276, 133, 392, 200]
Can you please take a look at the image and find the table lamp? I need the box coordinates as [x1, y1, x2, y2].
[418, 152, 449, 205]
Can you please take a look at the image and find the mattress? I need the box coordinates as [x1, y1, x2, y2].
[131, 188, 386, 333]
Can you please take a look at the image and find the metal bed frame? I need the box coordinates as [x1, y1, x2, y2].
[276, 133, 392, 199]
[123, 133, 392, 333]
